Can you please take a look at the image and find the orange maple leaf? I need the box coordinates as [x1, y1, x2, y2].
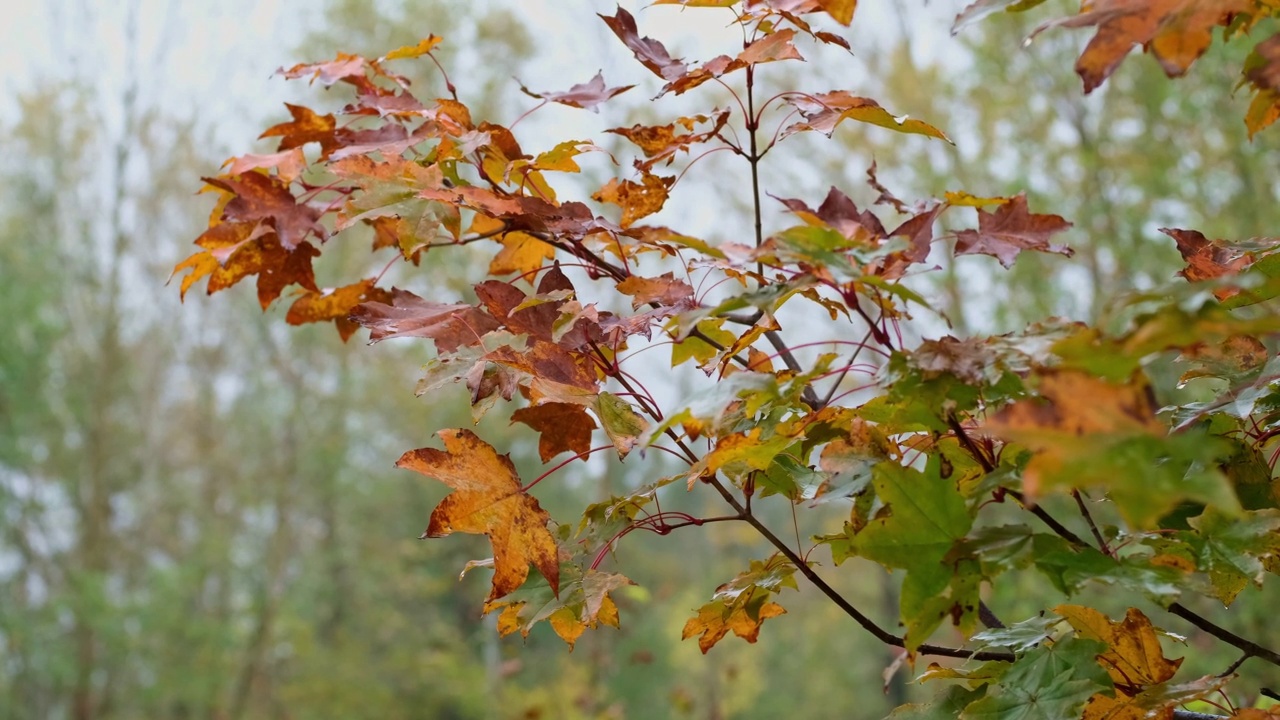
[397, 429, 560, 600]
[682, 589, 787, 653]
[1056, 605, 1183, 690]
[1034, 0, 1250, 93]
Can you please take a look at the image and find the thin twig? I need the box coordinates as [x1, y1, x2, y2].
[1167, 603, 1280, 668]
[763, 330, 820, 408]
[699, 473, 1013, 663]
[946, 414, 1091, 547]
[1071, 489, 1110, 555]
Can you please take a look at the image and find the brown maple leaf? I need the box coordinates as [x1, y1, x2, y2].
[615, 273, 694, 310]
[223, 149, 307, 185]
[519, 71, 634, 113]
[210, 235, 321, 309]
[203, 173, 325, 251]
[259, 103, 339, 158]
[398, 429, 560, 600]
[954, 193, 1073, 268]
[1033, 0, 1249, 93]
[781, 91, 951, 142]
[1245, 33, 1280, 91]
[598, 7, 686, 81]
[512, 402, 597, 462]
[606, 111, 729, 171]
[775, 186, 887, 242]
[1163, 227, 1256, 283]
[349, 288, 499, 351]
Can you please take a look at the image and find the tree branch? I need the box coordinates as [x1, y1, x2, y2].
[700, 475, 1013, 662]
[1167, 602, 1280, 669]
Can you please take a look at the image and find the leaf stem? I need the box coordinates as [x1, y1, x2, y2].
[521, 445, 616, 492]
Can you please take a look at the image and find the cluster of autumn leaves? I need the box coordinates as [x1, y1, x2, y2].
[174, 1, 1280, 718]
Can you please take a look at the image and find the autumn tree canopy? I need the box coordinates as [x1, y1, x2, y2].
[174, 2, 1280, 718]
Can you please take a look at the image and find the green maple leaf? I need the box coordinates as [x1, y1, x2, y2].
[961, 672, 1098, 720]
[1184, 507, 1280, 604]
[848, 460, 972, 568]
[972, 613, 1062, 653]
[961, 639, 1110, 720]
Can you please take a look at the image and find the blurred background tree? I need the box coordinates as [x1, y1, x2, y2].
[1, 2, 1276, 719]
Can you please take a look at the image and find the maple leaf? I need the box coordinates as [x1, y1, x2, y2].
[474, 268, 585, 345]
[223, 149, 307, 185]
[1055, 605, 1182, 690]
[962, 638, 1111, 720]
[615, 272, 694, 309]
[519, 71, 634, 113]
[1082, 674, 1231, 720]
[349, 288, 500, 351]
[285, 279, 393, 341]
[484, 340, 600, 406]
[259, 103, 339, 158]
[488, 231, 555, 276]
[879, 204, 944, 276]
[171, 221, 269, 300]
[511, 402, 597, 462]
[593, 392, 650, 458]
[1244, 33, 1280, 91]
[606, 111, 730, 171]
[659, 29, 805, 96]
[781, 91, 952, 142]
[598, 6, 687, 80]
[277, 52, 369, 86]
[954, 193, 1073, 268]
[1242, 34, 1280, 137]
[1032, 0, 1250, 93]
[209, 234, 321, 309]
[397, 429, 559, 600]
[983, 368, 1245, 527]
[592, 173, 673, 228]
[818, 0, 858, 26]
[483, 567, 631, 649]
[1182, 507, 1280, 605]
[204, 173, 325, 251]
[952, 0, 1050, 35]
[380, 35, 443, 61]
[1162, 228, 1280, 303]
[776, 186, 887, 243]
[740, 28, 806, 64]
[531, 140, 602, 173]
[682, 558, 795, 653]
